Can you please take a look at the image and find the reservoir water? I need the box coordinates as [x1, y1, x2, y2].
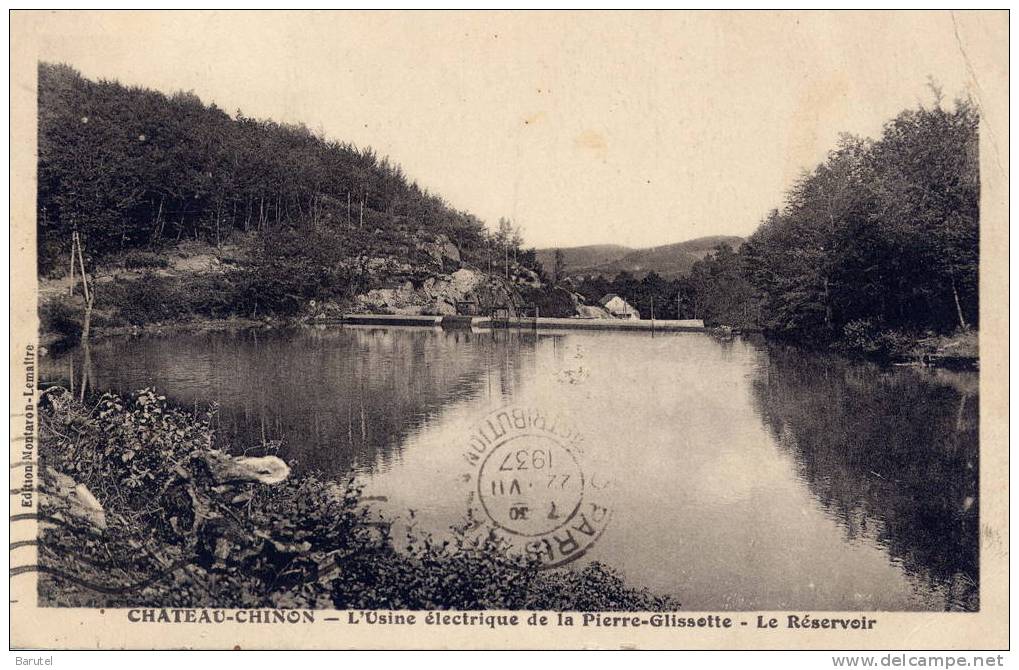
[41, 325, 979, 611]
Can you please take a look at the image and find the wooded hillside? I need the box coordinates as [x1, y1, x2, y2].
[740, 95, 980, 341]
[37, 62, 496, 275]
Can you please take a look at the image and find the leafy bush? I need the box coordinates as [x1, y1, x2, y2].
[180, 274, 241, 319]
[122, 251, 170, 270]
[840, 319, 915, 362]
[41, 388, 212, 532]
[96, 273, 248, 323]
[95, 273, 181, 325]
[39, 296, 83, 341]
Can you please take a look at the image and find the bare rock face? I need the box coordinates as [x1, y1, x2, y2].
[428, 300, 459, 316]
[514, 285, 608, 318]
[41, 468, 107, 532]
[427, 269, 521, 315]
[441, 241, 461, 264]
[356, 284, 418, 312]
[417, 235, 461, 270]
[576, 304, 614, 319]
[424, 268, 484, 298]
[354, 267, 522, 316]
[203, 451, 291, 485]
[421, 268, 487, 314]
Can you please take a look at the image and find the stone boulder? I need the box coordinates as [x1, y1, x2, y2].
[417, 235, 461, 270]
[576, 304, 614, 319]
[41, 468, 107, 532]
[203, 451, 291, 485]
[354, 282, 420, 312]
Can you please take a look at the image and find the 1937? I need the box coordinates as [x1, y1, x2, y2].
[499, 448, 552, 471]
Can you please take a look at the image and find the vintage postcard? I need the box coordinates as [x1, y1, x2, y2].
[9, 10, 1009, 651]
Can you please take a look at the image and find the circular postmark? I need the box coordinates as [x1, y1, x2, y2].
[461, 406, 612, 569]
[478, 433, 585, 537]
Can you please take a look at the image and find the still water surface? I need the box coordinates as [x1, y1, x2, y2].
[42, 326, 979, 611]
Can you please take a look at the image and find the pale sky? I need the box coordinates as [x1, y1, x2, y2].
[16, 10, 1005, 249]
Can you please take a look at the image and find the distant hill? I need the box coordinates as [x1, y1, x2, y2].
[534, 244, 632, 276]
[537, 235, 743, 279]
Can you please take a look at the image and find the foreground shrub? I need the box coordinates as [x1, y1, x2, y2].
[840, 319, 915, 362]
[96, 273, 245, 324]
[122, 250, 170, 270]
[93, 260, 354, 324]
[95, 274, 178, 325]
[39, 296, 83, 341]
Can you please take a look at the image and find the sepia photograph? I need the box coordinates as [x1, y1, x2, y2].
[9, 9, 1009, 652]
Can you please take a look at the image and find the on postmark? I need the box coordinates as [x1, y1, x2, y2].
[462, 406, 612, 569]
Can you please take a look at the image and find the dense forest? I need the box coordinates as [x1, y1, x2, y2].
[574, 92, 979, 356]
[37, 62, 535, 279]
[743, 94, 978, 341]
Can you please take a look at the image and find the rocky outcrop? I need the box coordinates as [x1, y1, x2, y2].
[416, 235, 461, 271]
[355, 282, 423, 314]
[351, 268, 629, 319]
[355, 268, 520, 316]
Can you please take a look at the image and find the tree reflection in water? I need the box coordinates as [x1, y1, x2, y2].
[41, 327, 540, 478]
[749, 343, 979, 611]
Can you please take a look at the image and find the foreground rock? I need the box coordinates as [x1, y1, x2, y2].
[41, 468, 107, 532]
[202, 451, 291, 485]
